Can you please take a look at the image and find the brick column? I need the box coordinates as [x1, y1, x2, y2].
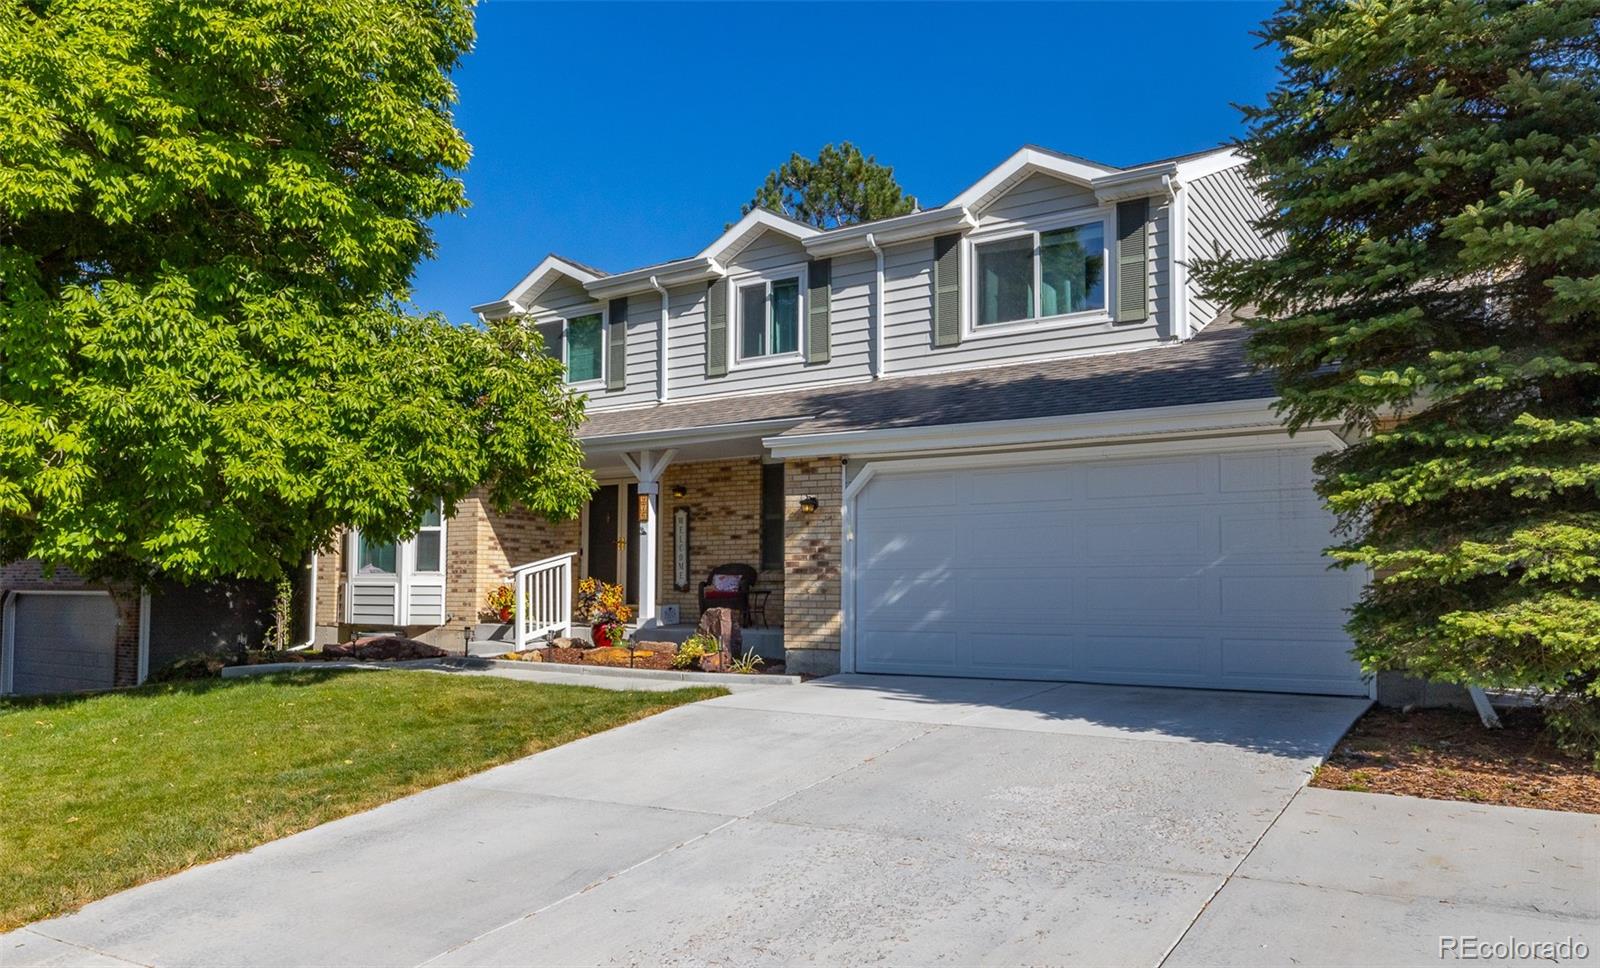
[783, 457, 843, 676]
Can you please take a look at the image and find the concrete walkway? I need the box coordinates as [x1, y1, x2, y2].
[4, 675, 1593, 966]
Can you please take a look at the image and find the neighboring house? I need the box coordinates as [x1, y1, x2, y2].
[2, 143, 1370, 699]
[0, 561, 281, 696]
[314, 144, 1371, 697]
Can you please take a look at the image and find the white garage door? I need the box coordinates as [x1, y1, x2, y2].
[850, 444, 1368, 696]
[5, 593, 119, 696]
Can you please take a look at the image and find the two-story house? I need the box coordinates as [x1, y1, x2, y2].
[0, 144, 1370, 699]
[313, 144, 1369, 697]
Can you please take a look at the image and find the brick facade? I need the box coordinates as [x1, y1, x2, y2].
[782, 457, 844, 675]
[656, 458, 785, 628]
[0, 560, 143, 687]
[315, 459, 815, 650]
[447, 490, 581, 627]
[314, 490, 580, 645]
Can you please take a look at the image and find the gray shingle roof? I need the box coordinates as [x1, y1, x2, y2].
[579, 314, 1274, 442]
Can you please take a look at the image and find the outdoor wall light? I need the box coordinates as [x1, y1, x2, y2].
[799, 496, 820, 514]
[671, 484, 687, 498]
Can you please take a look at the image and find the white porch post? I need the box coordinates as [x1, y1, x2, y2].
[619, 448, 677, 630]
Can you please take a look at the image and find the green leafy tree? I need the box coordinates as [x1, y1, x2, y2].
[1195, 0, 1600, 756]
[743, 142, 917, 229]
[0, 0, 593, 588]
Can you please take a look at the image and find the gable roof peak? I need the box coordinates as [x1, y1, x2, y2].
[697, 207, 822, 264]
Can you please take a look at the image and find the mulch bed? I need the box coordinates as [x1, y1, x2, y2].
[1312, 705, 1600, 814]
[541, 645, 676, 671]
[529, 645, 787, 676]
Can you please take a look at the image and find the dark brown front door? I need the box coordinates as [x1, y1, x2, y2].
[587, 484, 620, 587]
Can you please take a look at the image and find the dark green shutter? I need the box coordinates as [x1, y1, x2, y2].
[1116, 198, 1149, 323]
[606, 297, 627, 391]
[932, 233, 961, 347]
[705, 278, 728, 378]
[806, 258, 831, 365]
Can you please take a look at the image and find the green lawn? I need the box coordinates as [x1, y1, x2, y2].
[0, 670, 723, 931]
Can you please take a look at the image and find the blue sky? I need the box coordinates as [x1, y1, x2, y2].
[410, 1, 1280, 322]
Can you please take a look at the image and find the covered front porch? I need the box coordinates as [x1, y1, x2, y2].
[505, 419, 812, 657]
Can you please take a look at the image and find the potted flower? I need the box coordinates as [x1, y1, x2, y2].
[575, 577, 633, 649]
[485, 584, 515, 623]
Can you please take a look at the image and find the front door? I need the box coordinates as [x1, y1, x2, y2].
[587, 484, 622, 588]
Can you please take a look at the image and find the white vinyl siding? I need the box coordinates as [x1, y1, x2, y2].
[1185, 166, 1276, 334]
[665, 229, 872, 401]
[345, 503, 447, 626]
[525, 277, 660, 409]
[568, 166, 1227, 405]
[875, 170, 1174, 374]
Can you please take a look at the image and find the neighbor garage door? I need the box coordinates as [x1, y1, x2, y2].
[5, 592, 119, 696]
[850, 443, 1368, 696]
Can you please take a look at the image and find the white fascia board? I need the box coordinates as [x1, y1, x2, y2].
[585, 257, 720, 299]
[803, 206, 978, 257]
[696, 208, 821, 263]
[944, 147, 1117, 211]
[475, 255, 604, 318]
[1173, 147, 1246, 181]
[581, 417, 809, 452]
[1090, 163, 1180, 203]
[469, 297, 516, 317]
[763, 397, 1299, 459]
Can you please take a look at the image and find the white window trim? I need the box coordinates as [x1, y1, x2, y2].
[728, 262, 808, 371]
[412, 508, 445, 576]
[345, 503, 447, 626]
[964, 207, 1115, 339]
[561, 305, 608, 389]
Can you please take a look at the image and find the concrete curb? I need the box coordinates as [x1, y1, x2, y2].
[438, 656, 801, 686]
[220, 659, 445, 679]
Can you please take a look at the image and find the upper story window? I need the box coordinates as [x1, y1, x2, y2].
[736, 276, 801, 361]
[565, 312, 604, 384]
[974, 219, 1107, 327]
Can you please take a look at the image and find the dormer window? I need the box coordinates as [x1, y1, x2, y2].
[736, 275, 801, 361]
[974, 218, 1107, 327]
[565, 312, 604, 384]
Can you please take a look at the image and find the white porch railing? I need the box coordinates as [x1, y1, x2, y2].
[510, 552, 576, 650]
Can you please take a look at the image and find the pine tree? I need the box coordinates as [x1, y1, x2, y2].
[1196, 0, 1600, 757]
[743, 142, 916, 229]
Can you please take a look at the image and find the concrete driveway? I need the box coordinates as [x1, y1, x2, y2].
[6, 674, 1590, 966]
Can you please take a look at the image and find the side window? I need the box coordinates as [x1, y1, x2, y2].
[736, 276, 801, 361]
[566, 312, 603, 383]
[414, 502, 443, 573]
[974, 219, 1108, 327]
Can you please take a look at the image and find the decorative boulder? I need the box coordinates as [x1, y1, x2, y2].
[695, 608, 742, 653]
[323, 636, 449, 661]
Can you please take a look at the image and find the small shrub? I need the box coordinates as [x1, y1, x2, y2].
[1544, 695, 1600, 770]
[729, 650, 765, 675]
[671, 634, 720, 670]
[147, 653, 226, 682]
